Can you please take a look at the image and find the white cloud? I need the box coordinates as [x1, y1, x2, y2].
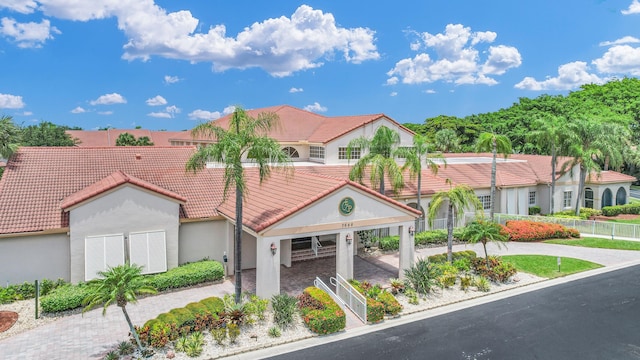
[0, 0, 38, 14]
[592, 45, 640, 75]
[188, 109, 221, 120]
[148, 112, 172, 118]
[387, 24, 520, 86]
[20, 111, 32, 116]
[164, 75, 179, 84]
[70, 106, 86, 114]
[0, 17, 60, 48]
[622, 0, 640, 14]
[599, 36, 640, 47]
[0, 93, 25, 108]
[514, 61, 604, 90]
[146, 95, 167, 106]
[90, 93, 126, 105]
[166, 105, 180, 115]
[223, 105, 236, 115]
[31, 3, 378, 76]
[424, 89, 436, 94]
[98, 111, 113, 115]
[304, 102, 327, 113]
[390, 92, 397, 97]
[289, 87, 304, 93]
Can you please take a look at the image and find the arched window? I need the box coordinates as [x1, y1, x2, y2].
[282, 147, 299, 158]
[584, 188, 594, 208]
[602, 188, 613, 208]
[616, 187, 627, 205]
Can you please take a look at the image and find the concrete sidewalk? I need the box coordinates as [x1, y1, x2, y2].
[2, 242, 639, 359]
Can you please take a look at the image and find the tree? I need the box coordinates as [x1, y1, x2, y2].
[527, 115, 566, 214]
[115, 133, 154, 146]
[462, 220, 508, 268]
[82, 263, 157, 353]
[427, 183, 483, 263]
[347, 125, 404, 195]
[0, 115, 21, 158]
[397, 134, 444, 231]
[21, 121, 78, 146]
[186, 107, 292, 303]
[433, 128, 460, 153]
[475, 132, 512, 220]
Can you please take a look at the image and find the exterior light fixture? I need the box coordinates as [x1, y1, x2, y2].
[408, 226, 415, 236]
[270, 242, 277, 256]
[345, 233, 353, 245]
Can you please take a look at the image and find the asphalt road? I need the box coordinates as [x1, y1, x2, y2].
[268, 265, 640, 360]
[630, 189, 640, 199]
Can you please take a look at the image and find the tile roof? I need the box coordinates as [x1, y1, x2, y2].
[60, 170, 186, 210]
[588, 171, 637, 184]
[67, 129, 184, 146]
[170, 105, 414, 145]
[215, 169, 421, 233]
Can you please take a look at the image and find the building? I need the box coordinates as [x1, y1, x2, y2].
[0, 105, 634, 297]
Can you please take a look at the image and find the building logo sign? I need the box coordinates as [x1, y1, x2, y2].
[339, 197, 355, 216]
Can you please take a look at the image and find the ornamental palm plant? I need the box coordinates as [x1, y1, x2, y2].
[186, 107, 293, 303]
[462, 220, 508, 268]
[82, 263, 157, 353]
[475, 132, 512, 220]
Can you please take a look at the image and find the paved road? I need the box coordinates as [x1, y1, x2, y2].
[629, 189, 640, 199]
[266, 265, 640, 360]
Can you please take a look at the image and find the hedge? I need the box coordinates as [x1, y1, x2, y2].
[427, 250, 477, 264]
[378, 229, 465, 251]
[602, 203, 640, 217]
[502, 220, 579, 242]
[299, 287, 346, 334]
[40, 260, 224, 313]
[348, 280, 402, 320]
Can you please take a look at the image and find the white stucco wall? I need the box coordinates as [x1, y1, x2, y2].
[67, 185, 180, 283]
[0, 233, 70, 285]
[178, 220, 228, 265]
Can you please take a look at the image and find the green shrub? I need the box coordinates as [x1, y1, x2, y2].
[378, 229, 465, 251]
[145, 260, 223, 291]
[434, 263, 458, 288]
[471, 256, 516, 283]
[1, 278, 67, 305]
[404, 287, 419, 305]
[377, 291, 402, 316]
[118, 340, 134, 355]
[299, 287, 345, 334]
[185, 302, 209, 318]
[348, 280, 402, 319]
[199, 296, 224, 317]
[184, 332, 204, 357]
[460, 274, 473, 292]
[602, 203, 640, 217]
[211, 327, 226, 345]
[40, 283, 91, 313]
[169, 308, 196, 333]
[475, 276, 491, 292]
[268, 326, 282, 337]
[378, 235, 399, 251]
[528, 206, 541, 215]
[553, 207, 600, 220]
[244, 293, 269, 322]
[453, 258, 471, 273]
[403, 258, 439, 295]
[428, 250, 476, 264]
[365, 297, 385, 323]
[271, 293, 298, 329]
[104, 351, 119, 360]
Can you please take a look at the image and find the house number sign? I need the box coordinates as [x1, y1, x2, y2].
[339, 197, 355, 216]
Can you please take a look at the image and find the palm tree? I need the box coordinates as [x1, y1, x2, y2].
[434, 128, 460, 153]
[527, 115, 566, 214]
[427, 182, 483, 263]
[186, 107, 292, 303]
[475, 132, 512, 220]
[462, 220, 508, 268]
[397, 134, 444, 231]
[82, 263, 157, 353]
[0, 115, 21, 159]
[347, 125, 404, 195]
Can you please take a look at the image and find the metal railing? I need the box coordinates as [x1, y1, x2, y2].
[493, 213, 640, 240]
[332, 273, 367, 323]
[314, 277, 346, 311]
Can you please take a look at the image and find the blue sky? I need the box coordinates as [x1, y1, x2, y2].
[1, 1, 639, 131]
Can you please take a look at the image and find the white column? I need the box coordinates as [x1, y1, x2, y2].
[255, 236, 281, 299]
[226, 221, 235, 276]
[280, 238, 291, 268]
[336, 231, 354, 280]
[398, 222, 415, 280]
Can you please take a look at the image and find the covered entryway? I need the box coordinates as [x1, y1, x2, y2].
[215, 171, 421, 299]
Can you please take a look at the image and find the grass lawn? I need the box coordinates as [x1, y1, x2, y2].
[501, 255, 602, 278]
[544, 237, 640, 251]
[604, 218, 640, 224]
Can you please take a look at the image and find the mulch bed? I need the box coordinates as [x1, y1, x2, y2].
[0, 311, 18, 333]
[590, 214, 640, 221]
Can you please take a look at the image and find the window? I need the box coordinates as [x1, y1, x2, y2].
[529, 191, 536, 205]
[282, 146, 299, 158]
[129, 230, 167, 275]
[338, 147, 360, 160]
[85, 234, 125, 281]
[478, 195, 491, 210]
[584, 188, 594, 208]
[310, 146, 325, 159]
[563, 191, 572, 208]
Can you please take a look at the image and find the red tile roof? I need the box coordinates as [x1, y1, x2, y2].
[67, 129, 184, 146]
[60, 170, 186, 210]
[171, 105, 414, 145]
[588, 171, 637, 184]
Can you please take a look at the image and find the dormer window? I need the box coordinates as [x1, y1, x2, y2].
[282, 147, 299, 158]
